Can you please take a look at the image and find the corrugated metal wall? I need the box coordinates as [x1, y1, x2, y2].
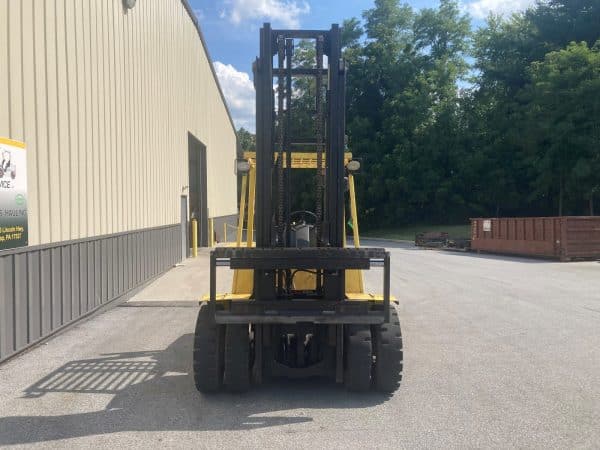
[0, 224, 181, 362]
[0, 0, 237, 246]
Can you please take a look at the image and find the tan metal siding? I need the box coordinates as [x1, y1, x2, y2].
[1, 0, 237, 246]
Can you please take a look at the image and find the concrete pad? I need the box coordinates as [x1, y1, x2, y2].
[126, 249, 232, 305]
[0, 240, 599, 448]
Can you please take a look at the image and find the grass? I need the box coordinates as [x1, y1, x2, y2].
[362, 224, 471, 241]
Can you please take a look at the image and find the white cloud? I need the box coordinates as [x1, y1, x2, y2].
[214, 62, 256, 132]
[226, 0, 310, 28]
[193, 8, 204, 21]
[465, 0, 536, 19]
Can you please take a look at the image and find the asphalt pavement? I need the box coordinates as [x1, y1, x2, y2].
[0, 241, 599, 449]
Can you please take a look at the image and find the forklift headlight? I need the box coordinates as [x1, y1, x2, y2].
[235, 158, 251, 175]
[347, 159, 361, 173]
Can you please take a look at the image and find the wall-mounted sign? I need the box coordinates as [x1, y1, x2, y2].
[483, 219, 492, 232]
[0, 138, 28, 250]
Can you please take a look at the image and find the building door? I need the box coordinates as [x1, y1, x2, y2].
[188, 133, 208, 247]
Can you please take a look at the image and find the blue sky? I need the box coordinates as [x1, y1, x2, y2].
[190, 0, 537, 131]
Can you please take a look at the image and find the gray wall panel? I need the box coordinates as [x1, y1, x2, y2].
[86, 241, 94, 312]
[1, 255, 15, 359]
[27, 251, 41, 342]
[79, 243, 88, 315]
[94, 240, 101, 307]
[0, 224, 181, 362]
[114, 237, 120, 298]
[78, 244, 87, 317]
[106, 239, 113, 303]
[14, 253, 28, 349]
[119, 236, 125, 296]
[71, 245, 80, 318]
[40, 250, 52, 335]
[61, 247, 72, 323]
[152, 231, 157, 276]
[142, 233, 148, 280]
[111, 238, 118, 300]
[137, 232, 143, 285]
[147, 232, 152, 277]
[101, 239, 108, 304]
[125, 235, 131, 292]
[51, 248, 62, 329]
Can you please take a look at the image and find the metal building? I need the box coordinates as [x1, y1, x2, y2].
[0, 0, 238, 361]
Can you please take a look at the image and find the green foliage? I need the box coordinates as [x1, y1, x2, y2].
[528, 0, 600, 49]
[347, 0, 473, 227]
[524, 40, 600, 214]
[242, 0, 600, 225]
[237, 127, 255, 153]
[344, 0, 600, 225]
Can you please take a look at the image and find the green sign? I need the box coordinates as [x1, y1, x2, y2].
[0, 138, 28, 250]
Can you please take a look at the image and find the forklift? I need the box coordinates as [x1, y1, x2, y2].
[193, 24, 403, 393]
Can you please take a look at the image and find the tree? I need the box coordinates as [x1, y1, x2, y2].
[237, 127, 255, 153]
[525, 41, 600, 215]
[346, 0, 473, 226]
[266, 0, 600, 229]
[410, 0, 472, 222]
[473, 14, 544, 95]
[346, 1, 417, 227]
[469, 13, 547, 217]
[529, 0, 600, 50]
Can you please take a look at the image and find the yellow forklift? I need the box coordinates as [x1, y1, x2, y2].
[193, 24, 402, 393]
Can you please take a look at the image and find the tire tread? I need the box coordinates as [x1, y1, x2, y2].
[372, 307, 403, 393]
[193, 303, 223, 393]
[223, 324, 250, 392]
[344, 325, 372, 392]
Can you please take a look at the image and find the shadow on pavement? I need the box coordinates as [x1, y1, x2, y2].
[0, 333, 388, 445]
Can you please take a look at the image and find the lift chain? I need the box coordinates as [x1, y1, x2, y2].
[315, 35, 324, 245]
[277, 35, 285, 247]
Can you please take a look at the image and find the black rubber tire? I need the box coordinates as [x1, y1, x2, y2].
[344, 325, 372, 392]
[193, 302, 224, 393]
[372, 306, 403, 393]
[223, 324, 250, 392]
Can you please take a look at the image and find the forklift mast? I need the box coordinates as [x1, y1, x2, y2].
[253, 24, 347, 301]
[195, 24, 401, 394]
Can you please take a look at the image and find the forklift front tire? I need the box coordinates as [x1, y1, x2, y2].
[193, 303, 224, 393]
[344, 325, 372, 392]
[223, 324, 251, 392]
[372, 306, 403, 393]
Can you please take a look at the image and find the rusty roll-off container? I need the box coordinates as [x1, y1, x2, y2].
[470, 216, 600, 261]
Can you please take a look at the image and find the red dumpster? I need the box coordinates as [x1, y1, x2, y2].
[470, 216, 600, 261]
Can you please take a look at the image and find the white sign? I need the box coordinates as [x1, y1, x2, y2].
[0, 138, 28, 250]
[483, 219, 492, 232]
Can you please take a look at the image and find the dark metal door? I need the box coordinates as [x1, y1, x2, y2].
[188, 133, 208, 247]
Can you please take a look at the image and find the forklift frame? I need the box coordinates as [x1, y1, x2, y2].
[208, 23, 391, 324]
[196, 24, 399, 389]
